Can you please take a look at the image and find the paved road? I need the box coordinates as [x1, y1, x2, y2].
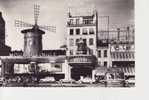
[1, 82, 135, 87]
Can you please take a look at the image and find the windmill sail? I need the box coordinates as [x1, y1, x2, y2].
[39, 25, 56, 32]
[34, 4, 40, 25]
[15, 20, 33, 27]
[15, 4, 56, 33]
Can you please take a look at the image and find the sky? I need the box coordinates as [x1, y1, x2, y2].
[0, 0, 134, 50]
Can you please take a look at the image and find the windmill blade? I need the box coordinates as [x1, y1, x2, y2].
[34, 4, 40, 25]
[39, 25, 56, 33]
[15, 20, 33, 27]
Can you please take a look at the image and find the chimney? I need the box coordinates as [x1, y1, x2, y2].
[117, 28, 120, 42]
[68, 12, 71, 17]
[126, 26, 130, 41]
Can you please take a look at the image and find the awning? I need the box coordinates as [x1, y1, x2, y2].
[119, 67, 135, 76]
[111, 52, 134, 60]
[93, 67, 135, 76]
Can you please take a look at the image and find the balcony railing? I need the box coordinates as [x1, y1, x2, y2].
[67, 22, 96, 27]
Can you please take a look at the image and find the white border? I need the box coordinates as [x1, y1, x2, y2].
[1, 0, 149, 100]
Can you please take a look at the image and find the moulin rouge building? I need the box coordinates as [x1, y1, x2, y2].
[0, 9, 135, 81]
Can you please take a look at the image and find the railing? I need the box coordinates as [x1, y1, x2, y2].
[67, 22, 96, 27]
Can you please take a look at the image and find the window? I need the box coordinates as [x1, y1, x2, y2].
[83, 39, 87, 45]
[98, 61, 101, 66]
[82, 28, 88, 35]
[76, 28, 80, 35]
[104, 61, 107, 67]
[126, 45, 130, 50]
[89, 38, 94, 45]
[70, 29, 74, 35]
[54, 65, 61, 68]
[83, 19, 93, 24]
[89, 49, 93, 55]
[104, 50, 107, 57]
[70, 50, 73, 55]
[83, 20, 89, 24]
[70, 19, 73, 25]
[69, 39, 74, 46]
[33, 40, 36, 45]
[89, 28, 94, 34]
[76, 39, 79, 45]
[98, 50, 101, 57]
[76, 19, 79, 25]
[115, 45, 119, 50]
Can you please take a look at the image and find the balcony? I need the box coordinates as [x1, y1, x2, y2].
[67, 55, 97, 67]
[67, 21, 96, 27]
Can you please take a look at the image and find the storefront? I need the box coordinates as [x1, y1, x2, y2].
[0, 56, 66, 81]
[68, 55, 97, 81]
[111, 52, 135, 78]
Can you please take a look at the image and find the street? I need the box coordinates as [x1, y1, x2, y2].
[0, 82, 135, 87]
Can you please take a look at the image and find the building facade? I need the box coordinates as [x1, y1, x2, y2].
[0, 10, 135, 82]
[66, 11, 99, 80]
[66, 11, 135, 81]
[66, 11, 98, 56]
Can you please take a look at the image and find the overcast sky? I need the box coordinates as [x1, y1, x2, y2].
[0, 0, 134, 50]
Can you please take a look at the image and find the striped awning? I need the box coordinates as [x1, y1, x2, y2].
[94, 67, 135, 76]
[119, 67, 135, 76]
[111, 52, 134, 60]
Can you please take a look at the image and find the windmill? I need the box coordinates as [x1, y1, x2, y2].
[15, 5, 56, 57]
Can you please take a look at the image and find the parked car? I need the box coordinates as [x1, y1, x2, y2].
[103, 68, 126, 87]
[79, 77, 94, 84]
[40, 77, 55, 83]
[0, 77, 4, 85]
[59, 79, 76, 84]
[125, 77, 135, 86]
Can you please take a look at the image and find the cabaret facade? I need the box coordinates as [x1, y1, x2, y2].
[0, 11, 135, 81]
[66, 11, 98, 80]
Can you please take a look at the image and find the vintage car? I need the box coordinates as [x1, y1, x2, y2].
[103, 68, 126, 87]
[125, 77, 135, 87]
[59, 79, 76, 84]
[78, 77, 94, 84]
[39, 77, 56, 83]
[0, 77, 3, 86]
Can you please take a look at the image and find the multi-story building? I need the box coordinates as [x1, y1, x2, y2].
[66, 11, 98, 56]
[93, 26, 135, 79]
[0, 12, 11, 56]
[66, 11, 98, 80]
[109, 27, 135, 79]
[66, 11, 135, 81]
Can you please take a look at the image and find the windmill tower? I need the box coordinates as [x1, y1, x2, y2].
[15, 5, 56, 57]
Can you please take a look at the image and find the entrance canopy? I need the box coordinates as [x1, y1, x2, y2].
[68, 55, 97, 68]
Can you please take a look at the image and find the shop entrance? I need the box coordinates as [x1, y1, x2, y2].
[71, 67, 92, 81]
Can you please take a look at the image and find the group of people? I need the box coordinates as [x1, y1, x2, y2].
[1, 76, 39, 87]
